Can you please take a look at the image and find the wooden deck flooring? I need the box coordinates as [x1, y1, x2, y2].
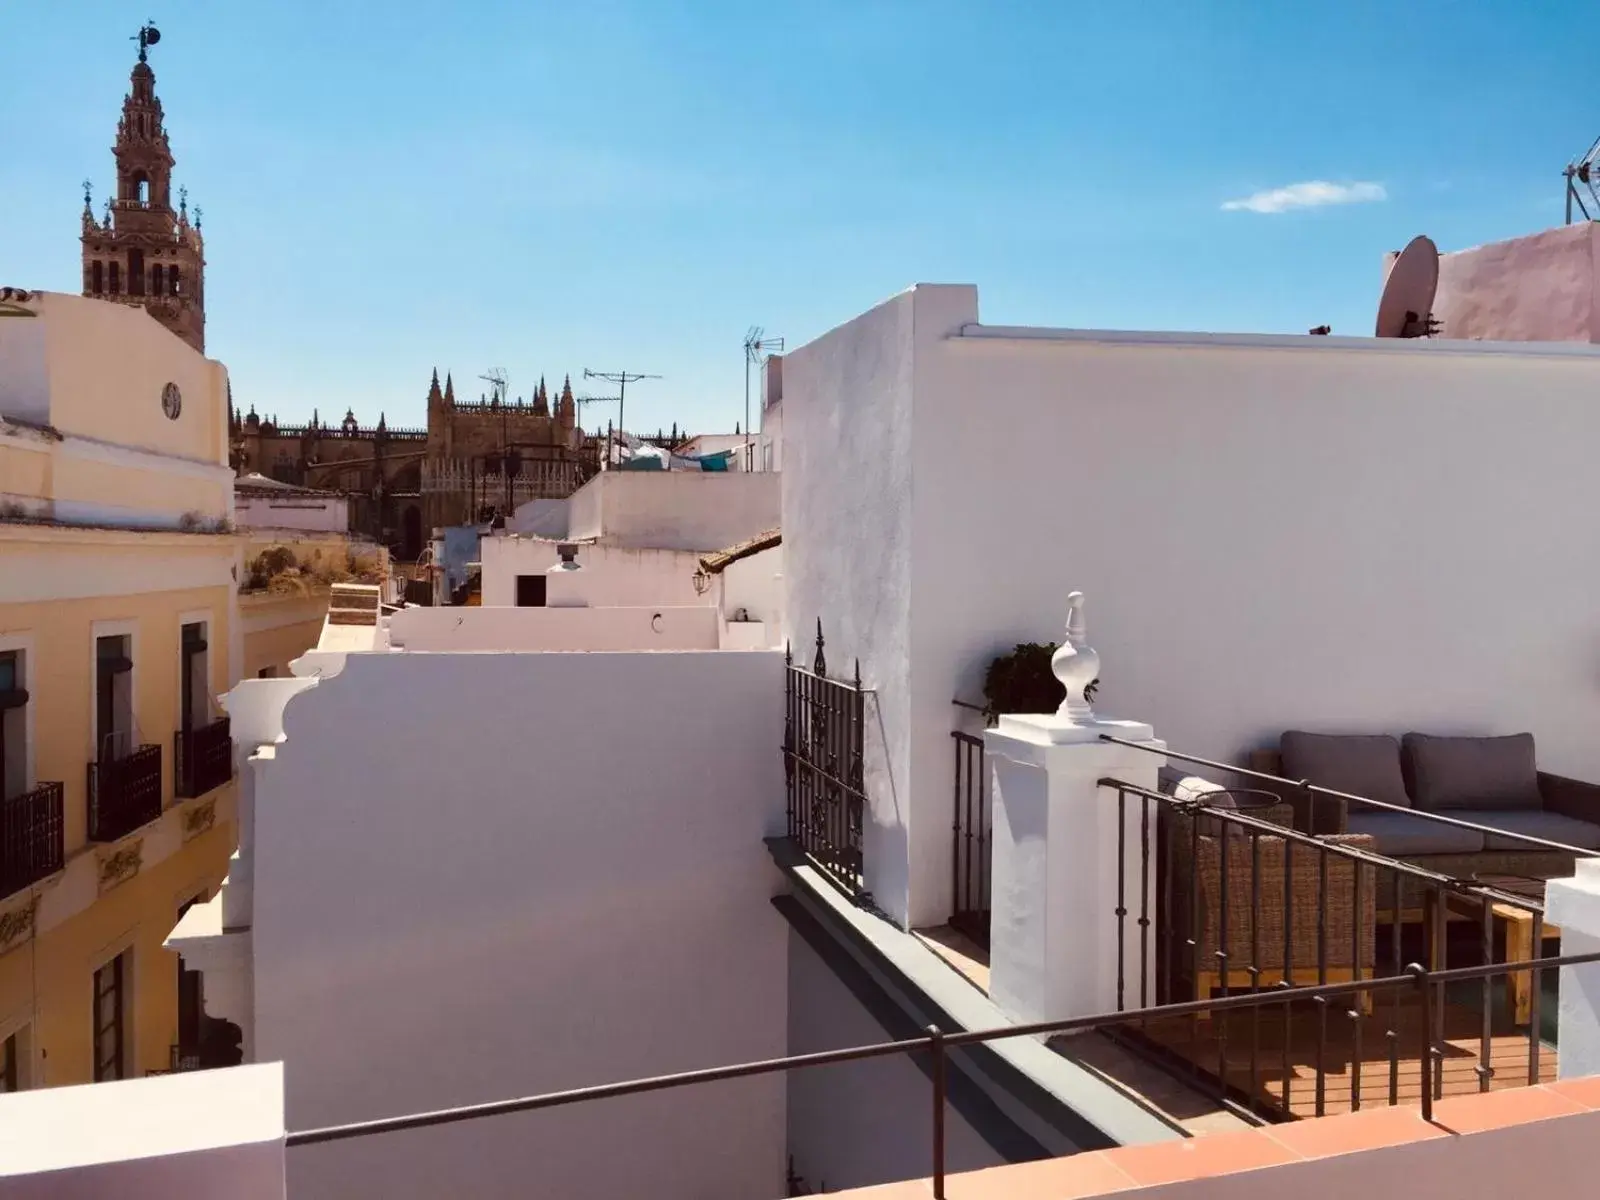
[1136, 990, 1556, 1119]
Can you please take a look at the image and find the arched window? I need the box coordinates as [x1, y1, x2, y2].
[134, 175, 149, 205]
[91, 261, 104, 294]
[151, 264, 163, 294]
[169, 266, 181, 296]
[108, 263, 121, 295]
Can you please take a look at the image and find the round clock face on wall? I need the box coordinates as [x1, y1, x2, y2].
[161, 382, 182, 420]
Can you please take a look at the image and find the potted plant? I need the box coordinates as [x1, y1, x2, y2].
[981, 642, 1098, 725]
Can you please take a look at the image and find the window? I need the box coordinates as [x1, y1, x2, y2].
[0, 650, 26, 800]
[169, 265, 181, 296]
[93, 952, 128, 1081]
[95, 635, 133, 763]
[176, 896, 205, 1069]
[1, 1029, 21, 1092]
[91, 260, 104, 295]
[515, 575, 547, 608]
[180, 622, 208, 732]
[151, 264, 163, 295]
[135, 174, 150, 204]
[128, 249, 146, 297]
[108, 262, 121, 295]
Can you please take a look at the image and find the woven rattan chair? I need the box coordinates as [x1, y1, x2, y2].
[1167, 803, 1378, 1016]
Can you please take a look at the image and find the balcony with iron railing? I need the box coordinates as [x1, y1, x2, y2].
[0, 781, 65, 898]
[88, 744, 163, 843]
[175, 717, 232, 800]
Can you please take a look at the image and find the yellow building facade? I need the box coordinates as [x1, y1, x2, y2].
[0, 290, 238, 1088]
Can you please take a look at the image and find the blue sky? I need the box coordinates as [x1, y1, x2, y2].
[2, 2, 1591, 434]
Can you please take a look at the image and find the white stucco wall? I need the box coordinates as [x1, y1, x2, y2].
[718, 545, 784, 649]
[385, 604, 720, 651]
[479, 538, 707, 608]
[785, 931, 1004, 1193]
[786, 282, 1600, 927]
[0, 1063, 285, 1200]
[234, 491, 349, 533]
[250, 650, 789, 1200]
[566, 472, 781, 551]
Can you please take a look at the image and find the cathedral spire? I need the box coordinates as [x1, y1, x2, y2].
[558, 375, 576, 427]
[444, 373, 456, 407]
[533, 375, 550, 417]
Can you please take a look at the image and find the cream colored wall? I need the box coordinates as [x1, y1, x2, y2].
[240, 591, 330, 680]
[0, 527, 239, 1089]
[36, 293, 228, 465]
[0, 823, 233, 1086]
[51, 456, 228, 523]
[0, 441, 50, 501]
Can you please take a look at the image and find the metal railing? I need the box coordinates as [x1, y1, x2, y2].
[87, 744, 163, 842]
[175, 717, 232, 799]
[285, 948, 1600, 1198]
[951, 731, 990, 947]
[1099, 768, 1577, 1121]
[0, 782, 64, 897]
[784, 624, 867, 898]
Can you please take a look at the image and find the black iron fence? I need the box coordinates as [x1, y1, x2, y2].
[0, 781, 64, 898]
[950, 731, 990, 947]
[285, 948, 1600, 1198]
[88, 744, 163, 842]
[783, 624, 867, 898]
[175, 717, 232, 799]
[1100, 773, 1568, 1120]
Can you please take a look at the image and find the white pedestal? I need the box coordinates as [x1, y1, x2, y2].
[984, 714, 1165, 1027]
[1543, 859, 1600, 1079]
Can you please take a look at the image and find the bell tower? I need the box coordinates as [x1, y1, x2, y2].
[81, 24, 206, 354]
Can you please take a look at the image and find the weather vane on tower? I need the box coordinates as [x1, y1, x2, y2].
[132, 21, 161, 63]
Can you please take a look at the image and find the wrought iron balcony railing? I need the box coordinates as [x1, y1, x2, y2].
[88, 744, 163, 843]
[0, 782, 64, 898]
[175, 717, 232, 800]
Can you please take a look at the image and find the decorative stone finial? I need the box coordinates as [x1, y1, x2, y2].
[1051, 591, 1100, 721]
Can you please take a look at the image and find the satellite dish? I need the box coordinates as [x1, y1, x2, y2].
[1376, 235, 1440, 338]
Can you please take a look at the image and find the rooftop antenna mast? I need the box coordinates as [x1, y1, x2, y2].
[582, 368, 659, 444]
[1566, 135, 1600, 223]
[742, 327, 783, 468]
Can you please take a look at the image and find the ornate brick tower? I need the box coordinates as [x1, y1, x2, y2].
[81, 25, 206, 353]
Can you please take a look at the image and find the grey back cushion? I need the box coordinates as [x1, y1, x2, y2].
[1402, 733, 1541, 812]
[1280, 732, 1410, 808]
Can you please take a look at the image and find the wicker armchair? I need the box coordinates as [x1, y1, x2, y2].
[1167, 804, 1378, 1015]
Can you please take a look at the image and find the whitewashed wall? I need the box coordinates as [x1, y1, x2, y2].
[233, 491, 348, 533]
[385, 604, 720, 651]
[717, 545, 784, 650]
[479, 538, 707, 608]
[252, 650, 789, 1200]
[0, 1064, 285, 1200]
[785, 282, 1600, 927]
[786, 931, 1004, 1193]
[566, 472, 780, 551]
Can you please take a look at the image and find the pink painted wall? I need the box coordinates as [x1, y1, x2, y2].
[1401, 223, 1600, 343]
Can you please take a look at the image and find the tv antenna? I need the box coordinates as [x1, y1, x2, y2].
[133, 22, 161, 63]
[573, 393, 620, 429]
[1566, 135, 1600, 223]
[478, 368, 509, 407]
[1375, 235, 1441, 338]
[582, 368, 659, 439]
[742, 327, 784, 466]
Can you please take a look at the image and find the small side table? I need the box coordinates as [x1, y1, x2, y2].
[1474, 874, 1559, 1028]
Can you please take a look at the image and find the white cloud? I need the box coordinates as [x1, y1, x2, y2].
[1221, 180, 1387, 214]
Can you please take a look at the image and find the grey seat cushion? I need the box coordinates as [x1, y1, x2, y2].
[1345, 810, 1485, 856]
[1403, 733, 1542, 812]
[1470, 809, 1600, 852]
[1281, 731, 1411, 808]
